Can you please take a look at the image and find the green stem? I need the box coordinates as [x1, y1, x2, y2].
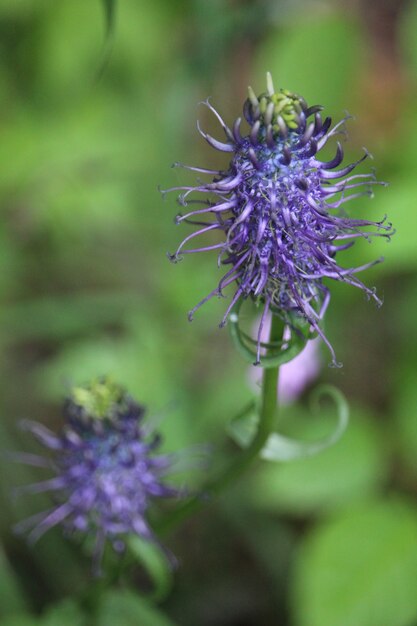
[156, 314, 284, 536]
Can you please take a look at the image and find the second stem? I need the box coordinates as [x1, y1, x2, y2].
[157, 312, 284, 535]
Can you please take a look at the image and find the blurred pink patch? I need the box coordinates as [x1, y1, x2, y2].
[248, 315, 321, 404]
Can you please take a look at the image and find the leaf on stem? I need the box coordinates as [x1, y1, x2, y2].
[128, 536, 174, 603]
[96, 589, 178, 626]
[262, 385, 349, 461]
[228, 385, 349, 462]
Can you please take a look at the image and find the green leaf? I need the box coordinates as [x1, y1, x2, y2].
[0, 543, 28, 617]
[248, 406, 386, 514]
[128, 536, 173, 602]
[102, 0, 116, 40]
[400, 0, 417, 75]
[0, 616, 37, 626]
[393, 375, 417, 476]
[344, 178, 417, 271]
[97, 590, 178, 626]
[41, 599, 86, 626]
[262, 385, 349, 461]
[0, 292, 140, 342]
[227, 401, 258, 448]
[228, 386, 349, 463]
[98, 0, 117, 77]
[255, 11, 363, 112]
[291, 498, 417, 626]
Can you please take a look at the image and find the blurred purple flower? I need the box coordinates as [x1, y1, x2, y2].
[165, 74, 393, 366]
[14, 379, 184, 570]
[278, 338, 321, 404]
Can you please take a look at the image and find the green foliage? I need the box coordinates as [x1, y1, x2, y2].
[0, 616, 38, 626]
[41, 599, 86, 626]
[393, 374, 417, 477]
[97, 590, 178, 626]
[399, 0, 417, 74]
[128, 536, 173, 602]
[291, 498, 417, 626]
[0, 600, 86, 626]
[351, 178, 417, 271]
[0, 544, 27, 617]
[255, 11, 363, 112]
[248, 406, 386, 514]
[228, 385, 349, 463]
[102, 0, 117, 40]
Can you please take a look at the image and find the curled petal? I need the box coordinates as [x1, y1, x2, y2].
[197, 121, 235, 152]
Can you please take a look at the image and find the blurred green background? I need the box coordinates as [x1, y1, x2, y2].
[0, 0, 417, 625]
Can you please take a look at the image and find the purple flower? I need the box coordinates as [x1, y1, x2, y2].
[165, 74, 393, 365]
[14, 379, 183, 570]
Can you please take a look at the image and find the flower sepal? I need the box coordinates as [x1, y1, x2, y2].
[228, 297, 309, 367]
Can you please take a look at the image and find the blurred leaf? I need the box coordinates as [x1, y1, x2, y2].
[255, 11, 363, 112]
[228, 386, 349, 462]
[128, 536, 173, 602]
[35, 315, 196, 452]
[108, 0, 178, 84]
[97, 590, 178, 626]
[248, 406, 386, 515]
[37, 1, 103, 97]
[400, 0, 417, 75]
[35, 331, 173, 405]
[393, 375, 417, 476]
[0, 543, 27, 617]
[102, 0, 116, 39]
[0, 616, 37, 626]
[30, 532, 88, 599]
[345, 178, 416, 271]
[41, 599, 86, 626]
[221, 501, 296, 607]
[291, 498, 417, 626]
[0, 603, 85, 626]
[0, 292, 140, 342]
[263, 386, 349, 461]
[226, 401, 257, 448]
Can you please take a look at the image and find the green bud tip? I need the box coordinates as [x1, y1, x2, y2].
[247, 73, 305, 132]
[70, 377, 127, 420]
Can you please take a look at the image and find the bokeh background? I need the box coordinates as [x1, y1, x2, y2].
[0, 0, 417, 625]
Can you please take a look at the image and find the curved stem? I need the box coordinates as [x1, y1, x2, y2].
[156, 314, 284, 536]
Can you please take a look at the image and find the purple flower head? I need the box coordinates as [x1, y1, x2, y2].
[165, 73, 393, 366]
[15, 378, 183, 570]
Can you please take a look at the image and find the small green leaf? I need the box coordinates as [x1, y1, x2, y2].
[291, 498, 417, 626]
[228, 386, 349, 463]
[128, 536, 174, 602]
[226, 401, 257, 448]
[262, 385, 349, 461]
[97, 590, 178, 626]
